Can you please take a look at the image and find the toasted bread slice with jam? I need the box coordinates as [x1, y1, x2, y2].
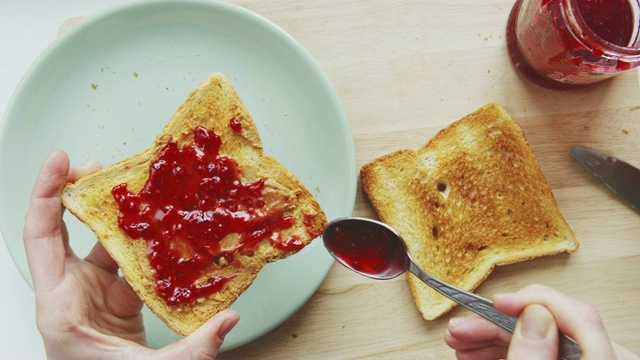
[361, 103, 578, 320]
[62, 73, 326, 335]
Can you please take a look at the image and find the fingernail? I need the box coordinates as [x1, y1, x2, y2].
[448, 317, 467, 328]
[217, 314, 238, 340]
[520, 305, 552, 341]
[78, 160, 101, 170]
[493, 293, 511, 301]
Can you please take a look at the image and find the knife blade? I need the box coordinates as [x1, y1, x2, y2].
[569, 146, 640, 213]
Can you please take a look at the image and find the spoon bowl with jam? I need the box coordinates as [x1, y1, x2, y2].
[322, 217, 582, 360]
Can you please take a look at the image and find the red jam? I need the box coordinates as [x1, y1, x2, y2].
[324, 220, 406, 278]
[576, 0, 634, 46]
[507, 0, 639, 90]
[112, 125, 299, 306]
[229, 117, 242, 132]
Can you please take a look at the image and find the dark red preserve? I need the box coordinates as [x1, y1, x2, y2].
[507, 0, 640, 90]
[229, 117, 242, 132]
[325, 220, 407, 279]
[112, 124, 301, 306]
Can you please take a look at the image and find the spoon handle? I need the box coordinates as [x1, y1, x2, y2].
[407, 262, 582, 360]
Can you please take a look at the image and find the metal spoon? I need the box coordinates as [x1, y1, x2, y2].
[322, 217, 581, 360]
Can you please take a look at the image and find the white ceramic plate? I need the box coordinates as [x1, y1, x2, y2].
[0, 0, 356, 351]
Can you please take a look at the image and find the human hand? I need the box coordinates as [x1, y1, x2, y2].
[23, 149, 239, 360]
[444, 284, 639, 360]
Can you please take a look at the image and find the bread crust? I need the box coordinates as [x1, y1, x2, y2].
[361, 103, 578, 320]
[61, 73, 326, 335]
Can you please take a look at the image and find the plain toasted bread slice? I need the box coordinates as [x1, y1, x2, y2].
[61, 73, 327, 335]
[361, 103, 578, 320]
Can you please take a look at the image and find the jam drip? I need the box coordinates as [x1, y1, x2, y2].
[112, 126, 298, 306]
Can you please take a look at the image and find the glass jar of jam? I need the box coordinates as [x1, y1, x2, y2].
[507, 0, 640, 91]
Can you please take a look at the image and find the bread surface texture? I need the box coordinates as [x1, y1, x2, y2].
[61, 73, 327, 335]
[361, 103, 578, 320]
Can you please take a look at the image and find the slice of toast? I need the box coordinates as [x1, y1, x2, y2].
[61, 73, 327, 335]
[361, 103, 578, 320]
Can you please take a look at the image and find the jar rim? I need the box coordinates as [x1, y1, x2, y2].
[564, 0, 640, 58]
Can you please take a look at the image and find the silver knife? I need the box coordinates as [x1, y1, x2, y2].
[569, 146, 640, 213]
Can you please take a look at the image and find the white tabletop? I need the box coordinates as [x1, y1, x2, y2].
[0, 2, 127, 358]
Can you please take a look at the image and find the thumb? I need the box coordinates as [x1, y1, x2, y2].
[157, 309, 240, 359]
[507, 304, 559, 360]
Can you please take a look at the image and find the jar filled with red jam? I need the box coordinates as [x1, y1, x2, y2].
[507, 0, 640, 91]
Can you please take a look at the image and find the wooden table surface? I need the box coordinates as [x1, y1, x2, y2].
[56, 1, 640, 358]
[213, 0, 640, 359]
